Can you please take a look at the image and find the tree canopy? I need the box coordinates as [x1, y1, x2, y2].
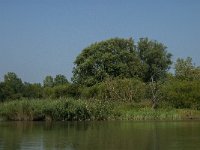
[137, 38, 172, 82]
[72, 38, 143, 86]
[54, 74, 69, 86]
[1, 72, 23, 100]
[175, 57, 200, 80]
[72, 37, 172, 86]
[43, 76, 54, 87]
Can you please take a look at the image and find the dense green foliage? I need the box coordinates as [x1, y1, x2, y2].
[80, 78, 146, 102]
[175, 57, 200, 81]
[137, 38, 172, 82]
[0, 72, 24, 100]
[0, 99, 117, 121]
[43, 76, 54, 87]
[72, 38, 142, 86]
[22, 83, 43, 99]
[54, 74, 69, 86]
[1, 99, 200, 121]
[0, 37, 200, 121]
[72, 37, 172, 86]
[161, 79, 200, 109]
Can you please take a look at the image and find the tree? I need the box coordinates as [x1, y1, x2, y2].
[175, 57, 200, 80]
[43, 76, 54, 87]
[23, 82, 43, 98]
[54, 74, 68, 86]
[137, 38, 172, 82]
[0, 82, 5, 102]
[137, 38, 172, 108]
[2, 72, 23, 100]
[72, 38, 142, 86]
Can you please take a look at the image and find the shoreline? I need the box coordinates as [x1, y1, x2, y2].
[1, 99, 200, 122]
[1, 118, 200, 122]
[1, 111, 200, 122]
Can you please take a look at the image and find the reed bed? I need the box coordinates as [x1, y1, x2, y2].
[0, 99, 200, 121]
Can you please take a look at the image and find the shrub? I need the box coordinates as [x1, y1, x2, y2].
[66, 84, 81, 98]
[80, 84, 102, 99]
[161, 79, 200, 109]
[98, 78, 146, 102]
[43, 87, 54, 98]
[53, 85, 69, 98]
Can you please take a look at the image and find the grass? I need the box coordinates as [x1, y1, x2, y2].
[120, 108, 200, 120]
[115, 101, 200, 120]
[0, 99, 200, 121]
[0, 99, 116, 121]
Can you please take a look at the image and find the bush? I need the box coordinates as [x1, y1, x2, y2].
[161, 79, 200, 109]
[80, 84, 102, 99]
[53, 85, 69, 98]
[43, 84, 81, 99]
[66, 84, 81, 98]
[98, 78, 146, 102]
[43, 87, 54, 98]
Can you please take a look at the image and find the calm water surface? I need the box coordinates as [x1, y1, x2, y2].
[0, 121, 200, 150]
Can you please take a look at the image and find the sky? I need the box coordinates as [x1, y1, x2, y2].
[0, 0, 200, 83]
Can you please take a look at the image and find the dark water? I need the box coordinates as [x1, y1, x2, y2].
[0, 121, 200, 150]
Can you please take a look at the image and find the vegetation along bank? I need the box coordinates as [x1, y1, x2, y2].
[0, 37, 200, 121]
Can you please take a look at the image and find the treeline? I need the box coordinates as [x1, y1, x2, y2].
[0, 73, 78, 100]
[0, 37, 200, 110]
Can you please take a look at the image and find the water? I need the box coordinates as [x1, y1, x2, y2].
[0, 121, 200, 150]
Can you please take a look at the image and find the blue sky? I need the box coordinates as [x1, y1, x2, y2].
[0, 0, 200, 83]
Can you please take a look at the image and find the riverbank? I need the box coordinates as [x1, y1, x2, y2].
[0, 99, 200, 121]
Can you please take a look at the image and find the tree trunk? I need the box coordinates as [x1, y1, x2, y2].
[150, 76, 158, 109]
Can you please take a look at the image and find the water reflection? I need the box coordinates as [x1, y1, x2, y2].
[0, 121, 200, 150]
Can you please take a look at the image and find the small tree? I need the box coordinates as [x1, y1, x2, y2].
[2, 72, 23, 100]
[43, 75, 54, 87]
[54, 74, 68, 86]
[23, 82, 43, 98]
[137, 38, 172, 108]
[148, 77, 163, 109]
[175, 57, 200, 81]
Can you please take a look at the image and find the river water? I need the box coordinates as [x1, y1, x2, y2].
[0, 121, 200, 150]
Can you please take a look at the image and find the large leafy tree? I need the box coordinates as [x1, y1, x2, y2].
[72, 38, 142, 86]
[137, 38, 172, 82]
